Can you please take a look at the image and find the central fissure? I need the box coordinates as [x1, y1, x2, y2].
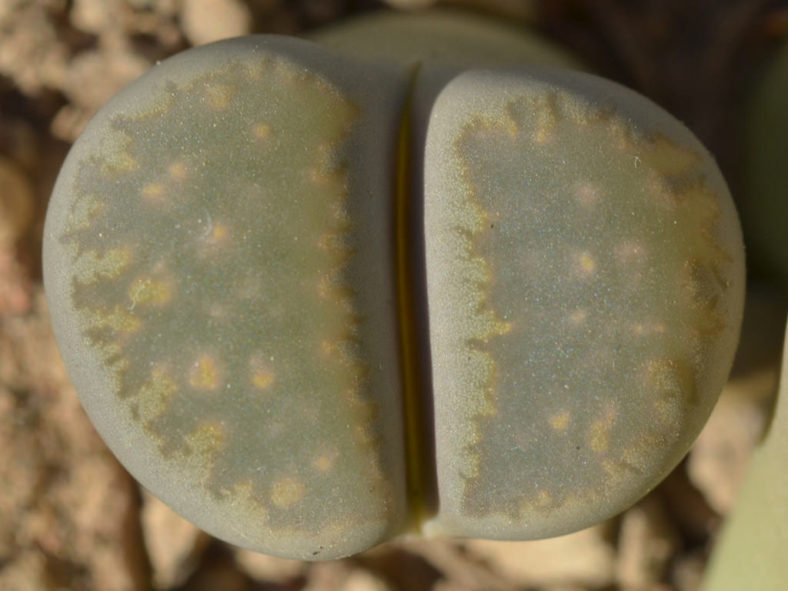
[394, 64, 437, 533]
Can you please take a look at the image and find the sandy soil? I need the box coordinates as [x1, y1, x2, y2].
[1, 1, 787, 589]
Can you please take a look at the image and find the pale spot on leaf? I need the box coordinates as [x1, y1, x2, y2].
[168, 161, 188, 181]
[205, 223, 229, 245]
[252, 369, 275, 390]
[535, 489, 553, 508]
[103, 150, 137, 173]
[549, 410, 571, 431]
[252, 123, 271, 139]
[205, 84, 235, 110]
[141, 183, 165, 201]
[186, 422, 225, 456]
[313, 448, 339, 472]
[568, 308, 588, 327]
[270, 477, 305, 509]
[575, 183, 601, 207]
[614, 241, 646, 265]
[574, 251, 596, 277]
[643, 133, 701, 176]
[589, 409, 616, 454]
[189, 354, 221, 391]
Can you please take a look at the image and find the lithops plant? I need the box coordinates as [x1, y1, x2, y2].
[420, 68, 744, 539]
[43, 16, 745, 561]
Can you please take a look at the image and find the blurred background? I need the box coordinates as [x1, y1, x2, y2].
[1, 1, 787, 589]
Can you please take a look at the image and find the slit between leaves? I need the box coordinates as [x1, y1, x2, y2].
[395, 62, 437, 534]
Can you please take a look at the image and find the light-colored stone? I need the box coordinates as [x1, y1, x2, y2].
[464, 524, 616, 588]
[0, 249, 31, 316]
[672, 552, 706, 591]
[689, 369, 777, 514]
[0, 289, 148, 591]
[71, 0, 117, 34]
[0, 158, 34, 248]
[304, 560, 355, 591]
[65, 48, 151, 116]
[0, 2, 69, 95]
[0, 549, 50, 591]
[235, 548, 306, 583]
[181, 0, 252, 45]
[141, 489, 207, 589]
[616, 497, 679, 589]
[340, 569, 394, 591]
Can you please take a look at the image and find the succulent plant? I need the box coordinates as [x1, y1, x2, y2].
[43, 15, 745, 561]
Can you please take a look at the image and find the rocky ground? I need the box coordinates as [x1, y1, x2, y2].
[1, 1, 787, 589]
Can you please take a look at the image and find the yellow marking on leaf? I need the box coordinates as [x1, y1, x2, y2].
[313, 448, 339, 472]
[589, 409, 616, 454]
[601, 459, 618, 477]
[621, 444, 650, 473]
[189, 354, 221, 391]
[614, 241, 646, 264]
[317, 232, 351, 258]
[308, 166, 336, 187]
[653, 396, 680, 424]
[643, 133, 701, 176]
[251, 369, 275, 390]
[568, 308, 588, 327]
[535, 489, 553, 508]
[206, 223, 229, 244]
[205, 84, 235, 110]
[307, 151, 349, 191]
[646, 358, 697, 403]
[575, 182, 601, 207]
[104, 151, 137, 173]
[633, 322, 666, 336]
[491, 318, 513, 338]
[317, 276, 332, 299]
[68, 195, 104, 231]
[129, 276, 173, 307]
[168, 161, 188, 181]
[186, 422, 225, 456]
[223, 480, 268, 520]
[549, 410, 571, 432]
[575, 251, 596, 277]
[141, 183, 165, 201]
[95, 305, 141, 333]
[604, 115, 636, 152]
[530, 93, 559, 144]
[252, 123, 271, 139]
[73, 248, 132, 285]
[270, 477, 305, 509]
[138, 365, 178, 423]
[319, 340, 337, 358]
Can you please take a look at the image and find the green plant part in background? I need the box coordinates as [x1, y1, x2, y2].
[308, 9, 582, 71]
[702, 319, 788, 591]
[43, 16, 745, 560]
[742, 38, 788, 292]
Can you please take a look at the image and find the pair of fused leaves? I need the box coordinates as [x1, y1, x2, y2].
[43, 14, 744, 560]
